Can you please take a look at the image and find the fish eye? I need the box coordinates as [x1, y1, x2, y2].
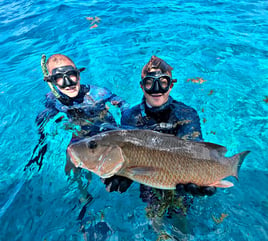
[88, 140, 97, 149]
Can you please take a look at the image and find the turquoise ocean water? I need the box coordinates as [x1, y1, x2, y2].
[0, 0, 267, 240]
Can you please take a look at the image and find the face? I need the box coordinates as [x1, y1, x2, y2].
[141, 69, 173, 107]
[48, 61, 81, 98]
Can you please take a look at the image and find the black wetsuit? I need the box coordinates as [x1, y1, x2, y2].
[121, 96, 203, 141]
[121, 96, 203, 217]
[25, 84, 129, 171]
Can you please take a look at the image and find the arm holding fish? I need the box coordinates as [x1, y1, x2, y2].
[101, 105, 150, 193]
[174, 108, 217, 196]
[99, 104, 134, 192]
[98, 92, 134, 193]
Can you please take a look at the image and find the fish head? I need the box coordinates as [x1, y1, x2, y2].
[67, 135, 124, 178]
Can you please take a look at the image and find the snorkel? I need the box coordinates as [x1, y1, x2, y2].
[41, 54, 62, 100]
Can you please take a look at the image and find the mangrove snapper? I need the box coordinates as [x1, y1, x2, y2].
[67, 129, 250, 189]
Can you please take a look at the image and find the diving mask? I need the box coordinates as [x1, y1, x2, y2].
[47, 65, 85, 88]
[141, 71, 172, 94]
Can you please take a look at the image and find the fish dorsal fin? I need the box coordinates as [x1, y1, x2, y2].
[203, 142, 227, 157]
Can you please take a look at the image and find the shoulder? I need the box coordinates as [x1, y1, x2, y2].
[88, 84, 113, 100]
[170, 98, 195, 110]
[170, 98, 199, 117]
[169, 97, 203, 140]
[44, 92, 57, 108]
[89, 84, 112, 95]
[122, 103, 141, 117]
[35, 92, 59, 126]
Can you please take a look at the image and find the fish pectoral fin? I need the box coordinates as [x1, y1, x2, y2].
[127, 166, 158, 176]
[209, 180, 234, 188]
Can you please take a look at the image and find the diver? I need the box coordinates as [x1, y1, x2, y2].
[104, 55, 217, 196]
[25, 53, 129, 171]
[25, 54, 129, 236]
[103, 55, 217, 235]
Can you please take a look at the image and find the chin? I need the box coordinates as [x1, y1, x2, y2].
[61, 85, 80, 98]
[152, 103, 164, 107]
[68, 92, 79, 98]
[149, 101, 163, 107]
[61, 90, 78, 98]
[150, 98, 167, 107]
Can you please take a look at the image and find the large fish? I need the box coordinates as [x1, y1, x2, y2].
[67, 129, 250, 189]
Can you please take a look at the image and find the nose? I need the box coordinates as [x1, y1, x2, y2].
[153, 80, 160, 92]
[63, 75, 73, 86]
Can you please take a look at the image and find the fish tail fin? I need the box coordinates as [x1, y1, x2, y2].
[230, 150, 250, 180]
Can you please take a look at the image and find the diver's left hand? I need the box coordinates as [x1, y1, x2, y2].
[102, 175, 133, 193]
[111, 100, 120, 106]
[176, 183, 216, 196]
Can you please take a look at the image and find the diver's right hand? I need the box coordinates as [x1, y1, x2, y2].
[102, 176, 133, 193]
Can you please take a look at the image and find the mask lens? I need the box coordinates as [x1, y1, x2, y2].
[66, 70, 79, 79]
[51, 73, 64, 86]
[65, 71, 79, 83]
[159, 77, 170, 89]
[143, 77, 154, 90]
[51, 70, 79, 88]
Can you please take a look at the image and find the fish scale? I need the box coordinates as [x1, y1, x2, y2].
[119, 144, 231, 188]
[67, 129, 250, 189]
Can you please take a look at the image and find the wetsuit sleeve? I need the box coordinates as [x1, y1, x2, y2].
[36, 108, 59, 134]
[120, 106, 141, 129]
[176, 107, 203, 141]
[90, 85, 130, 116]
[121, 109, 132, 125]
[24, 109, 53, 172]
[25, 103, 61, 171]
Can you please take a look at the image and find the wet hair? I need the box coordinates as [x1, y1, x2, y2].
[46, 54, 75, 70]
[141, 55, 173, 78]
